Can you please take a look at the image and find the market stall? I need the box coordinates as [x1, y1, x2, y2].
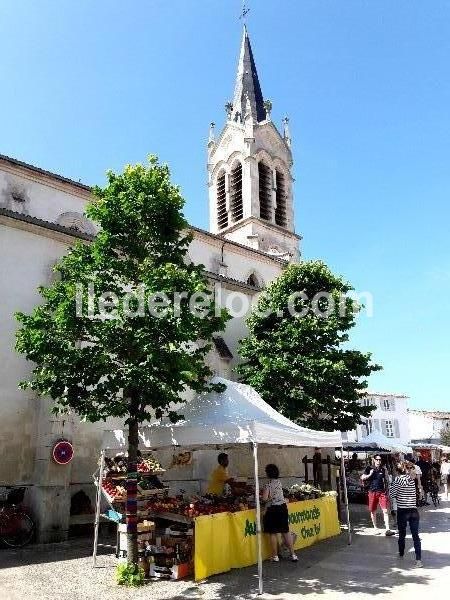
[94, 378, 345, 594]
[363, 431, 412, 454]
[411, 443, 448, 463]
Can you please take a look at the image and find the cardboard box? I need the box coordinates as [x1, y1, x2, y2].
[149, 562, 192, 580]
[118, 521, 155, 533]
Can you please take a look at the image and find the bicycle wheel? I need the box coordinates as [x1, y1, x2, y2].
[1, 511, 35, 548]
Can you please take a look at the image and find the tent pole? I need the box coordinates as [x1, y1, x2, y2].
[93, 448, 105, 566]
[340, 447, 352, 545]
[253, 442, 263, 596]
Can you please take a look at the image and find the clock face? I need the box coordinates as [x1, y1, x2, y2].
[52, 440, 74, 465]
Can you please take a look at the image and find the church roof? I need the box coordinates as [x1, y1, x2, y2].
[232, 26, 266, 123]
[0, 153, 91, 193]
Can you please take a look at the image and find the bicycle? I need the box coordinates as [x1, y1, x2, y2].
[0, 487, 35, 547]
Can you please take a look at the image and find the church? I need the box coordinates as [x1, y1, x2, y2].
[0, 27, 302, 542]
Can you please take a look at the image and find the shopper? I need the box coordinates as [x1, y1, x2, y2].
[312, 448, 323, 487]
[416, 454, 431, 505]
[390, 461, 422, 567]
[361, 455, 396, 535]
[348, 452, 359, 473]
[441, 456, 450, 500]
[262, 463, 298, 562]
[207, 453, 234, 495]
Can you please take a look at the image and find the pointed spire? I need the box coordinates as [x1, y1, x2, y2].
[208, 122, 216, 146]
[232, 26, 266, 123]
[282, 116, 291, 148]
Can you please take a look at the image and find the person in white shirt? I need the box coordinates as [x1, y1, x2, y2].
[261, 463, 298, 563]
[413, 463, 424, 501]
[441, 456, 450, 500]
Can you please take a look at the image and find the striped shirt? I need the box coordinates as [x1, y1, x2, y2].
[390, 474, 418, 508]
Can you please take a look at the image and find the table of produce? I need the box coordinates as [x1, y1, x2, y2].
[97, 460, 339, 582]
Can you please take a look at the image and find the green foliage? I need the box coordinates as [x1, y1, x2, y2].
[115, 562, 145, 587]
[237, 260, 381, 432]
[440, 428, 450, 446]
[15, 156, 229, 423]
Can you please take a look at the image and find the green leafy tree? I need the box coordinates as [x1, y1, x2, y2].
[238, 260, 381, 431]
[16, 157, 229, 566]
[440, 427, 450, 447]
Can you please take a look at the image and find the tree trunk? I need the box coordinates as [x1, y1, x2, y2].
[126, 415, 139, 565]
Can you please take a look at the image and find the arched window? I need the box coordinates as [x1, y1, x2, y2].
[275, 170, 287, 227]
[258, 162, 272, 221]
[216, 171, 228, 230]
[230, 162, 243, 222]
[56, 211, 96, 235]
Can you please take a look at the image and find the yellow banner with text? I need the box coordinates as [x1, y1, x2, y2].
[194, 495, 340, 580]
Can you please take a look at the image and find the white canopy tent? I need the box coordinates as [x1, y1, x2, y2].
[102, 377, 343, 450]
[95, 378, 348, 594]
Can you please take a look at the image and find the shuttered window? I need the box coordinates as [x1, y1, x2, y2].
[382, 420, 395, 438]
[364, 419, 374, 436]
[258, 162, 272, 221]
[216, 172, 228, 230]
[382, 398, 395, 411]
[275, 170, 287, 227]
[361, 397, 377, 408]
[230, 163, 243, 222]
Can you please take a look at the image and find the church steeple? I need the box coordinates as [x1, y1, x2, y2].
[231, 26, 266, 123]
[207, 27, 300, 262]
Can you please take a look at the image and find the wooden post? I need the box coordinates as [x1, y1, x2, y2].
[326, 455, 332, 489]
[302, 455, 309, 482]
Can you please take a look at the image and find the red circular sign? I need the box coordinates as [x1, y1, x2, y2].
[52, 440, 74, 465]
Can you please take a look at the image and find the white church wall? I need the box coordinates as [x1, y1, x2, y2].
[188, 232, 284, 286]
[0, 224, 72, 485]
[0, 167, 90, 227]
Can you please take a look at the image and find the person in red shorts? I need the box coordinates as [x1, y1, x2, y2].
[361, 455, 396, 536]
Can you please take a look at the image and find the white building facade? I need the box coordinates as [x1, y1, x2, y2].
[344, 393, 411, 446]
[408, 410, 450, 444]
[0, 28, 302, 541]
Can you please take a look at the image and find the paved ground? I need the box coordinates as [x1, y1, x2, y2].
[1, 498, 449, 600]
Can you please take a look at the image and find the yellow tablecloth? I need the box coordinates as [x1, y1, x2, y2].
[194, 495, 340, 580]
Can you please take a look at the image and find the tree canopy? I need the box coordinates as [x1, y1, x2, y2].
[16, 157, 229, 424]
[440, 427, 450, 447]
[238, 260, 381, 432]
[16, 157, 229, 567]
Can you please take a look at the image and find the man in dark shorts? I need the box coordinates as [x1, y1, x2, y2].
[361, 455, 396, 536]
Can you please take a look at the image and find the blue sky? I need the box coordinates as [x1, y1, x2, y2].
[1, 1, 449, 410]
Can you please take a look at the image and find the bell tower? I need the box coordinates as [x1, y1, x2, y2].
[207, 26, 300, 261]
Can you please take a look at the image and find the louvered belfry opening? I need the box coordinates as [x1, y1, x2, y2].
[275, 169, 287, 227]
[258, 162, 272, 221]
[230, 163, 243, 223]
[216, 172, 228, 230]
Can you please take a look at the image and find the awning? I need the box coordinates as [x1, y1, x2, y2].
[102, 377, 342, 450]
[358, 431, 412, 454]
